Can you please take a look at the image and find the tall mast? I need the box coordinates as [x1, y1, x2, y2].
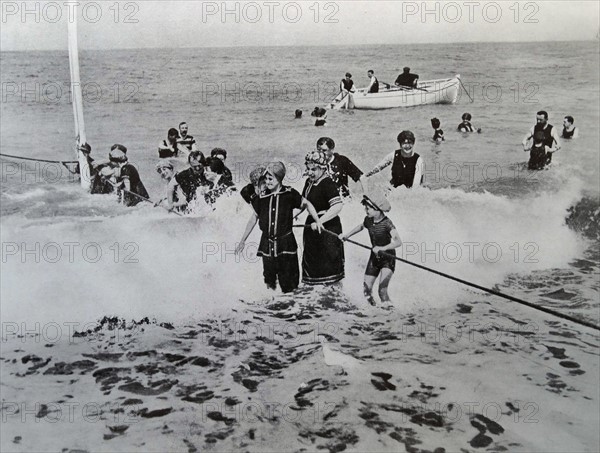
[67, 8, 91, 190]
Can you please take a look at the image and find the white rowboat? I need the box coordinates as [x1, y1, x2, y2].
[331, 75, 461, 110]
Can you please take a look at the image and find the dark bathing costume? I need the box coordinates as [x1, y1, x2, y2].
[390, 151, 420, 188]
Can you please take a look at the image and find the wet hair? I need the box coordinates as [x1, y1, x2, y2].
[111, 143, 127, 153]
[311, 106, 327, 117]
[205, 157, 226, 174]
[397, 130, 416, 144]
[431, 118, 441, 129]
[564, 116, 574, 124]
[461, 112, 472, 121]
[537, 111, 548, 120]
[295, 109, 303, 119]
[316, 137, 335, 150]
[210, 148, 227, 159]
[188, 151, 205, 164]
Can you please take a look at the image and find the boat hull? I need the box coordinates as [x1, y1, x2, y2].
[332, 76, 461, 110]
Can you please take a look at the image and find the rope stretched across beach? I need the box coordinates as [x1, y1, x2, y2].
[292, 224, 600, 332]
[0, 152, 80, 174]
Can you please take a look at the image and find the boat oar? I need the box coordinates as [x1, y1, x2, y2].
[382, 84, 429, 93]
[330, 91, 349, 110]
[291, 224, 599, 331]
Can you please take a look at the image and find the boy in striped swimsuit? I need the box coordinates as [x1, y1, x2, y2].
[340, 191, 402, 306]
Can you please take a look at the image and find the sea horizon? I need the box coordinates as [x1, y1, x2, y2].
[2, 38, 599, 53]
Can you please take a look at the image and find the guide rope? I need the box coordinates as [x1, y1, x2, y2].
[292, 224, 599, 332]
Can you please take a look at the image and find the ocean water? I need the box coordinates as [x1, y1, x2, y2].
[1, 41, 599, 327]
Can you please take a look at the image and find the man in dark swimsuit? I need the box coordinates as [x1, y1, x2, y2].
[522, 110, 561, 164]
[394, 67, 419, 88]
[167, 151, 210, 211]
[366, 70, 379, 94]
[316, 137, 364, 198]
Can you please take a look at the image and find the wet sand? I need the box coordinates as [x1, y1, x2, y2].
[2, 288, 599, 452]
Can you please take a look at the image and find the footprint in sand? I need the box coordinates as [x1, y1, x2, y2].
[469, 414, 504, 448]
[370, 372, 396, 391]
[541, 288, 577, 300]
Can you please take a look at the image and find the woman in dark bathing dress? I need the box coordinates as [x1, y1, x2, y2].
[302, 150, 345, 285]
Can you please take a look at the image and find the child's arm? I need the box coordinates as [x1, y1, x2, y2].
[373, 228, 402, 255]
[339, 224, 365, 241]
[235, 211, 259, 255]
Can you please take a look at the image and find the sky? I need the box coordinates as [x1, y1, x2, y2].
[1, 1, 599, 51]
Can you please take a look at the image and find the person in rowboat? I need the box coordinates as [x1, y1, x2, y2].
[316, 137, 364, 199]
[394, 67, 419, 88]
[522, 110, 561, 164]
[340, 72, 356, 95]
[561, 116, 579, 139]
[366, 131, 424, 189]
[365, 70, 379, 94]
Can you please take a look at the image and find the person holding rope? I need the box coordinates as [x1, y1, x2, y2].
[91, 144, 125, 195]
[203, 156, 236, 206]
[236, 162, 322, 293]
[167, 151, 210, 212]
[155, 161, 186, 212]
[302, 150, 345, 285]
[340, 191, 402, 306]
[109, 145, 149, 207]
